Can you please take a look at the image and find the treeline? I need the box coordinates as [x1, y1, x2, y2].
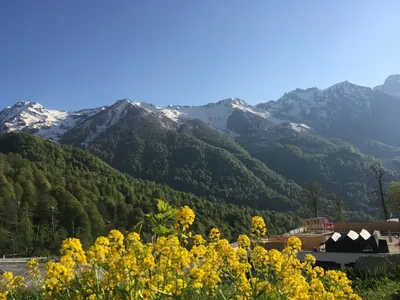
[0, 132, 299, 256]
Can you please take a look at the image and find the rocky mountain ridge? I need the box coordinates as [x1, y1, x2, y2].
[2, 75, 398, 143]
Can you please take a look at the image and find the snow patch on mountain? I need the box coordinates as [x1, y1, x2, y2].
[130, 97, 283, 134]
[0, 96, 314, 141]
[290, 123, 311, 132]
[131, 101, 184, 122]
[0, 101, 104, 140]
[262, 81, 376, 124]
[160, 97, 273, 132]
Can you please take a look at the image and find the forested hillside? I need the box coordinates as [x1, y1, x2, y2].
[0, 132, 299, 256]
[58, 103, 393, 220]
[236, 128, 400, 216]
[61, 105, 301, 211]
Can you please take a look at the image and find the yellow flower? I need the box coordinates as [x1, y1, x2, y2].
[192, 234, 206, 245]
[1, 272, 25, 292]
[0, 291, 8, 300]
[176, 206, 195, 231]
[87, 236, 110, 264]
[193, 282, 203, 289]
[251, 216, 267, 238]
[108, 229, 124, 248]
[209, 228, 220, 241]
[304, 253, 316, 265]
[237, 234, 251, 249]
[250, 245, 268, 270]
[190, 267, 205, 280]
[28, 258, 40, 275]
[1, 272, 14, 284]
[236, 248, 248, 261]
[287, 236, 302, 251]
[60, 237, 87, 266]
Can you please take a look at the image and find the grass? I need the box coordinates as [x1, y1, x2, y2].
[347, 259, 400, 300]
[352, 277, 400, 300]
[9, 277, 400, 299]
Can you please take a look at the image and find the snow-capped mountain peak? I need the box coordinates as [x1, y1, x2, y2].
[374, 74, 400, 98]
[3, 73, 398, 141]
[155, 97, 273, 133]
[258, 80, 379, 127]
[282, 87, 320, 102]
[0, 96, 311, 141]
[0, 101, 103, 140]
[322, 81, 373, 100]
[323, 80, 369, 94]
[326, 80, 354, 93]
[216, 97, 247, 107]
[108, 97, 276, 134]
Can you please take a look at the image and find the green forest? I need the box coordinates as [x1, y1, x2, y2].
[236, 127, 400, 216]
[0, 132, 299, 256]
[59, 104, 391, 221]
[61, 106, 301, 211]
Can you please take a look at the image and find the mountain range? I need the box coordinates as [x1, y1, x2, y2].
[1, 74, 400, 220]
[2, 74, 400, 142]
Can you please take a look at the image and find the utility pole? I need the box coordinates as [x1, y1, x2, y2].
[15, 201, 20, 252]
[11, 237, 15, 259]
[31, 223, 40, 256]
[51, 206, 56, 245]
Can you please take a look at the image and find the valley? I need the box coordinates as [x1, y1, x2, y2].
[1, 75, 400, 257]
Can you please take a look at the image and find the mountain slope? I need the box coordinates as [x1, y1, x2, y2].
[235, 127, 400, 215]
[162, 98, 276, 134]
[0, 132, 300, 255]
[60, 102, 301, 211]
[257, 80, 400, 147]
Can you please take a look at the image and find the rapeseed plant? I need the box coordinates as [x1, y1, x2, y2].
[0, 204, 361, 299]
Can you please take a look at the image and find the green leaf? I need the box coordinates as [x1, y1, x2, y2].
[132, 221, 143, 234]
[157, 199, 170, 213]
[152, 225, 173, 236]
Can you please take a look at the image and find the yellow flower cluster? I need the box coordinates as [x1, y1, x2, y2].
[27, 258, 40, 278]
[0, 272, 25, 300]
[176, 205, 195, 231]
[209, 227, 220, 241]
[0, 206, 361, 300]
[251, 216, 267, 238]
[237, 234, 251, 250]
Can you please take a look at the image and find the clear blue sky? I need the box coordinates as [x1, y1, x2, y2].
[1, 1, 400, 111]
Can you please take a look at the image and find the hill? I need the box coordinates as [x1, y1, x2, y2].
[0, 132, 299, 256]
[60, 101, 301, 211]
[236, 128, 399, 217]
